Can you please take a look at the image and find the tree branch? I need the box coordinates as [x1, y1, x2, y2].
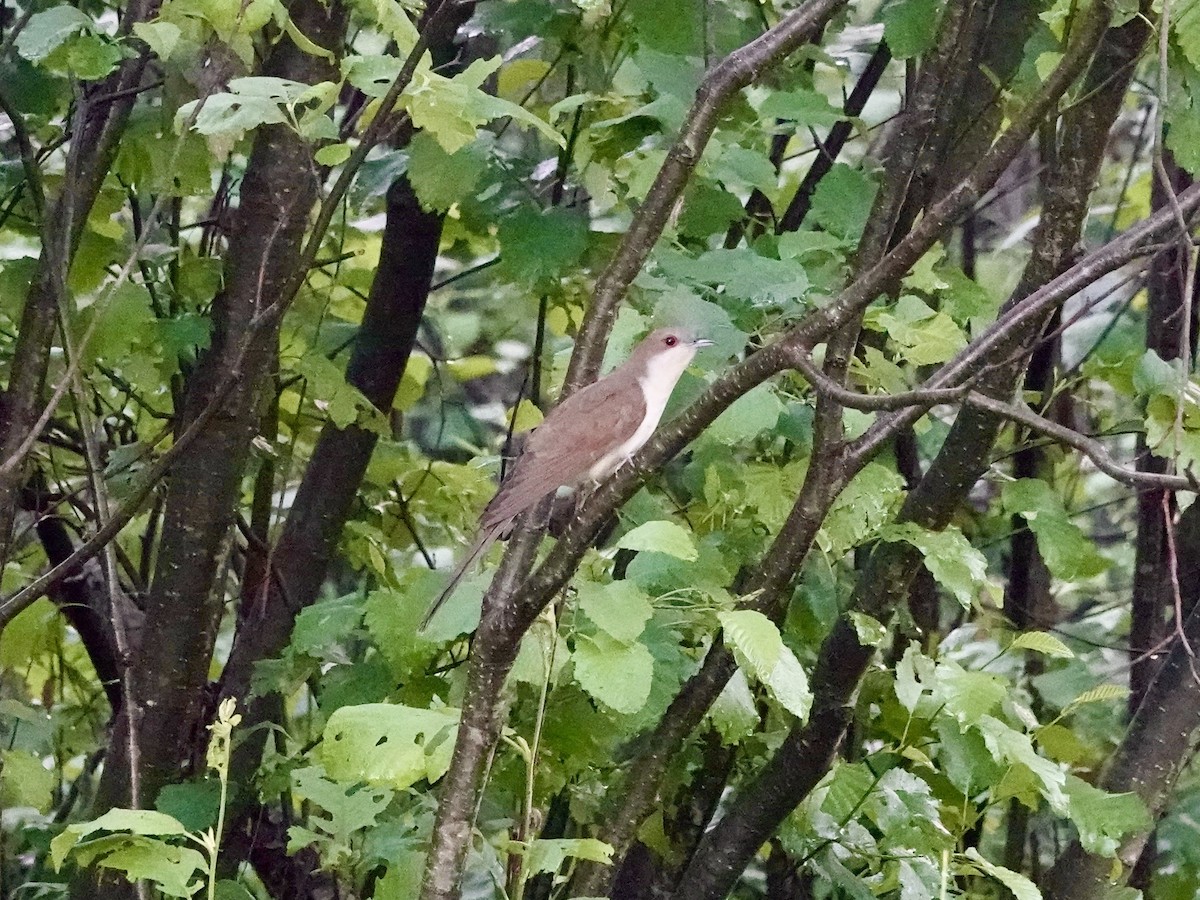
[563, 0, 846, 391]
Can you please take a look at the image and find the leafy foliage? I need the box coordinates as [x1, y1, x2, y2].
[2, 0, 1200, 898]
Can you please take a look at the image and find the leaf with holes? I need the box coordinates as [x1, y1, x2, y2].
[321, 704, 459, 789]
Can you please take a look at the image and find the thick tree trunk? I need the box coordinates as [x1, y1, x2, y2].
[84, 0, 348, 852]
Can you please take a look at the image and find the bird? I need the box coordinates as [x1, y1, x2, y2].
[420, 326, 714, 629]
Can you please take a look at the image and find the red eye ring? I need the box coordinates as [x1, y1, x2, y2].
[664, 335, 678, 347]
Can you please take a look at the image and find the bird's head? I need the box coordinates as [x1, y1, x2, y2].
[628, 327, 715, 384]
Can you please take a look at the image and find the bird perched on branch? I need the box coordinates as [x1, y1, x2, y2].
[420, 327, 713, 629]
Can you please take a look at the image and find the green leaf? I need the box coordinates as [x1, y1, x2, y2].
[572, 632, 654, 715]
[16, 6, 93, 62]
[963, 848, 1042, 900]
[718, 609, 781, 674]
[806, 163, 878, 241]
[886, 522, 987, 609]
[518, 837, 613, 875]
[214, 881, 256, 900]
[849, 612, 887, 647]
[321, 704, 459, 789]
[1066, 683, 1129, 709]
[133, 20, 182, 60]
[821, 761, 877, 820]
[51, 809, 189, 869]
[976, 715, 1066, 810]
[293, 352, 379, 431]
[936, 661, 1006, 725]
[1166, 98, 1200, 176]
[498, 206, 588, 284]
[289, 766, 393, 863]
[818, 463, 906, 555]
[718, 610, 812, 720]
[711, 144, 777, 193]
[402, 57, 563, 154]
[155, 780, 222, 832]
[56, 33, 122, 79]
[872, 295, 967, 366]
[616, 520, 698, 561]
[1002, 479, 1110, 582]
[656, 247, 808, 306]
[87, 282, 155, 364]
[74, 838, 206, 898]
[707, 383, 784, 443]
[315, 142, 352, 166]
[895, 643, 936, 713]
[881, 0, 942, 58]
[177, 77, 316, 138]
[759, 87, 845, 128]
[1008, 631, 1074, 659]
[291, 592, 364, 656]
[1132, 349, 1182, 398]
[373, 851, 426, 900]
[937, 719, 1002, 795]
[708, 668, 758, 744]
[1063, 775, 1151, 856]
[0, 749, 53, 812]
[406, 131, 490, 211]
[578, 580, 653, 643]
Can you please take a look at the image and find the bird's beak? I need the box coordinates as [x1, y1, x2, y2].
[692, 338, 715, 348]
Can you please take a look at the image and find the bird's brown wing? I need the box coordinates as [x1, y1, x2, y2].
[480, 375, 646, 530]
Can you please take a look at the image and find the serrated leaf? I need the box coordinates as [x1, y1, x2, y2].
[766, 646, 813, 720]
[818, 462, 907, 555]
[51, 809, 189, 869]
[616, 520, 698, 560]
[881, 0, 942, 58]
[1002, 479, 1109, 582]
[849, 612, 887, 647]
[937, 662, 1006, 726]
[657, 247, 808, 306]
[78, 839, 206, 898]
[16, 6, 93, 62]
[708, 668, 758, 744]
[963, 848, 1042, 900]
[291, 592, 364, 656]
[406, 131, 490, 211]
[759, 87, 845, 128]
[1063, 775, 1151, 856]
[707, 382, 784, 443]
[498, 205, 588, 284]
[895, 643, 935, 713]
[132, 21, 181, 60]
[1008, 631, 1074, 659]
[718, 609, 782, 674]
[517, 837, 613, 875]
[1067, 684, 1129, 708]
[321, 704, 460, 788]
[0, 750, 53, 812]
[807, 163, 878, 241]
[578, 580, 653, 643]
[887, 522, 987, 609]
[572, 632, 654, 714]
[976, 715, 1066, 810]
[403, 57, 563, 154]
[291, 765, 393, 849]
[821, 761, 877, 820]
[718, 610, 811, 720]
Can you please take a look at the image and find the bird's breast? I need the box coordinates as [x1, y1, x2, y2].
[587, 376, 667, 480]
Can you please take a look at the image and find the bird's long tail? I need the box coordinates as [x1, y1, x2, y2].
[419, 527, 499, 631]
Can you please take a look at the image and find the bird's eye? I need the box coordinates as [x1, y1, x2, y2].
[664, 335, 678, 347]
